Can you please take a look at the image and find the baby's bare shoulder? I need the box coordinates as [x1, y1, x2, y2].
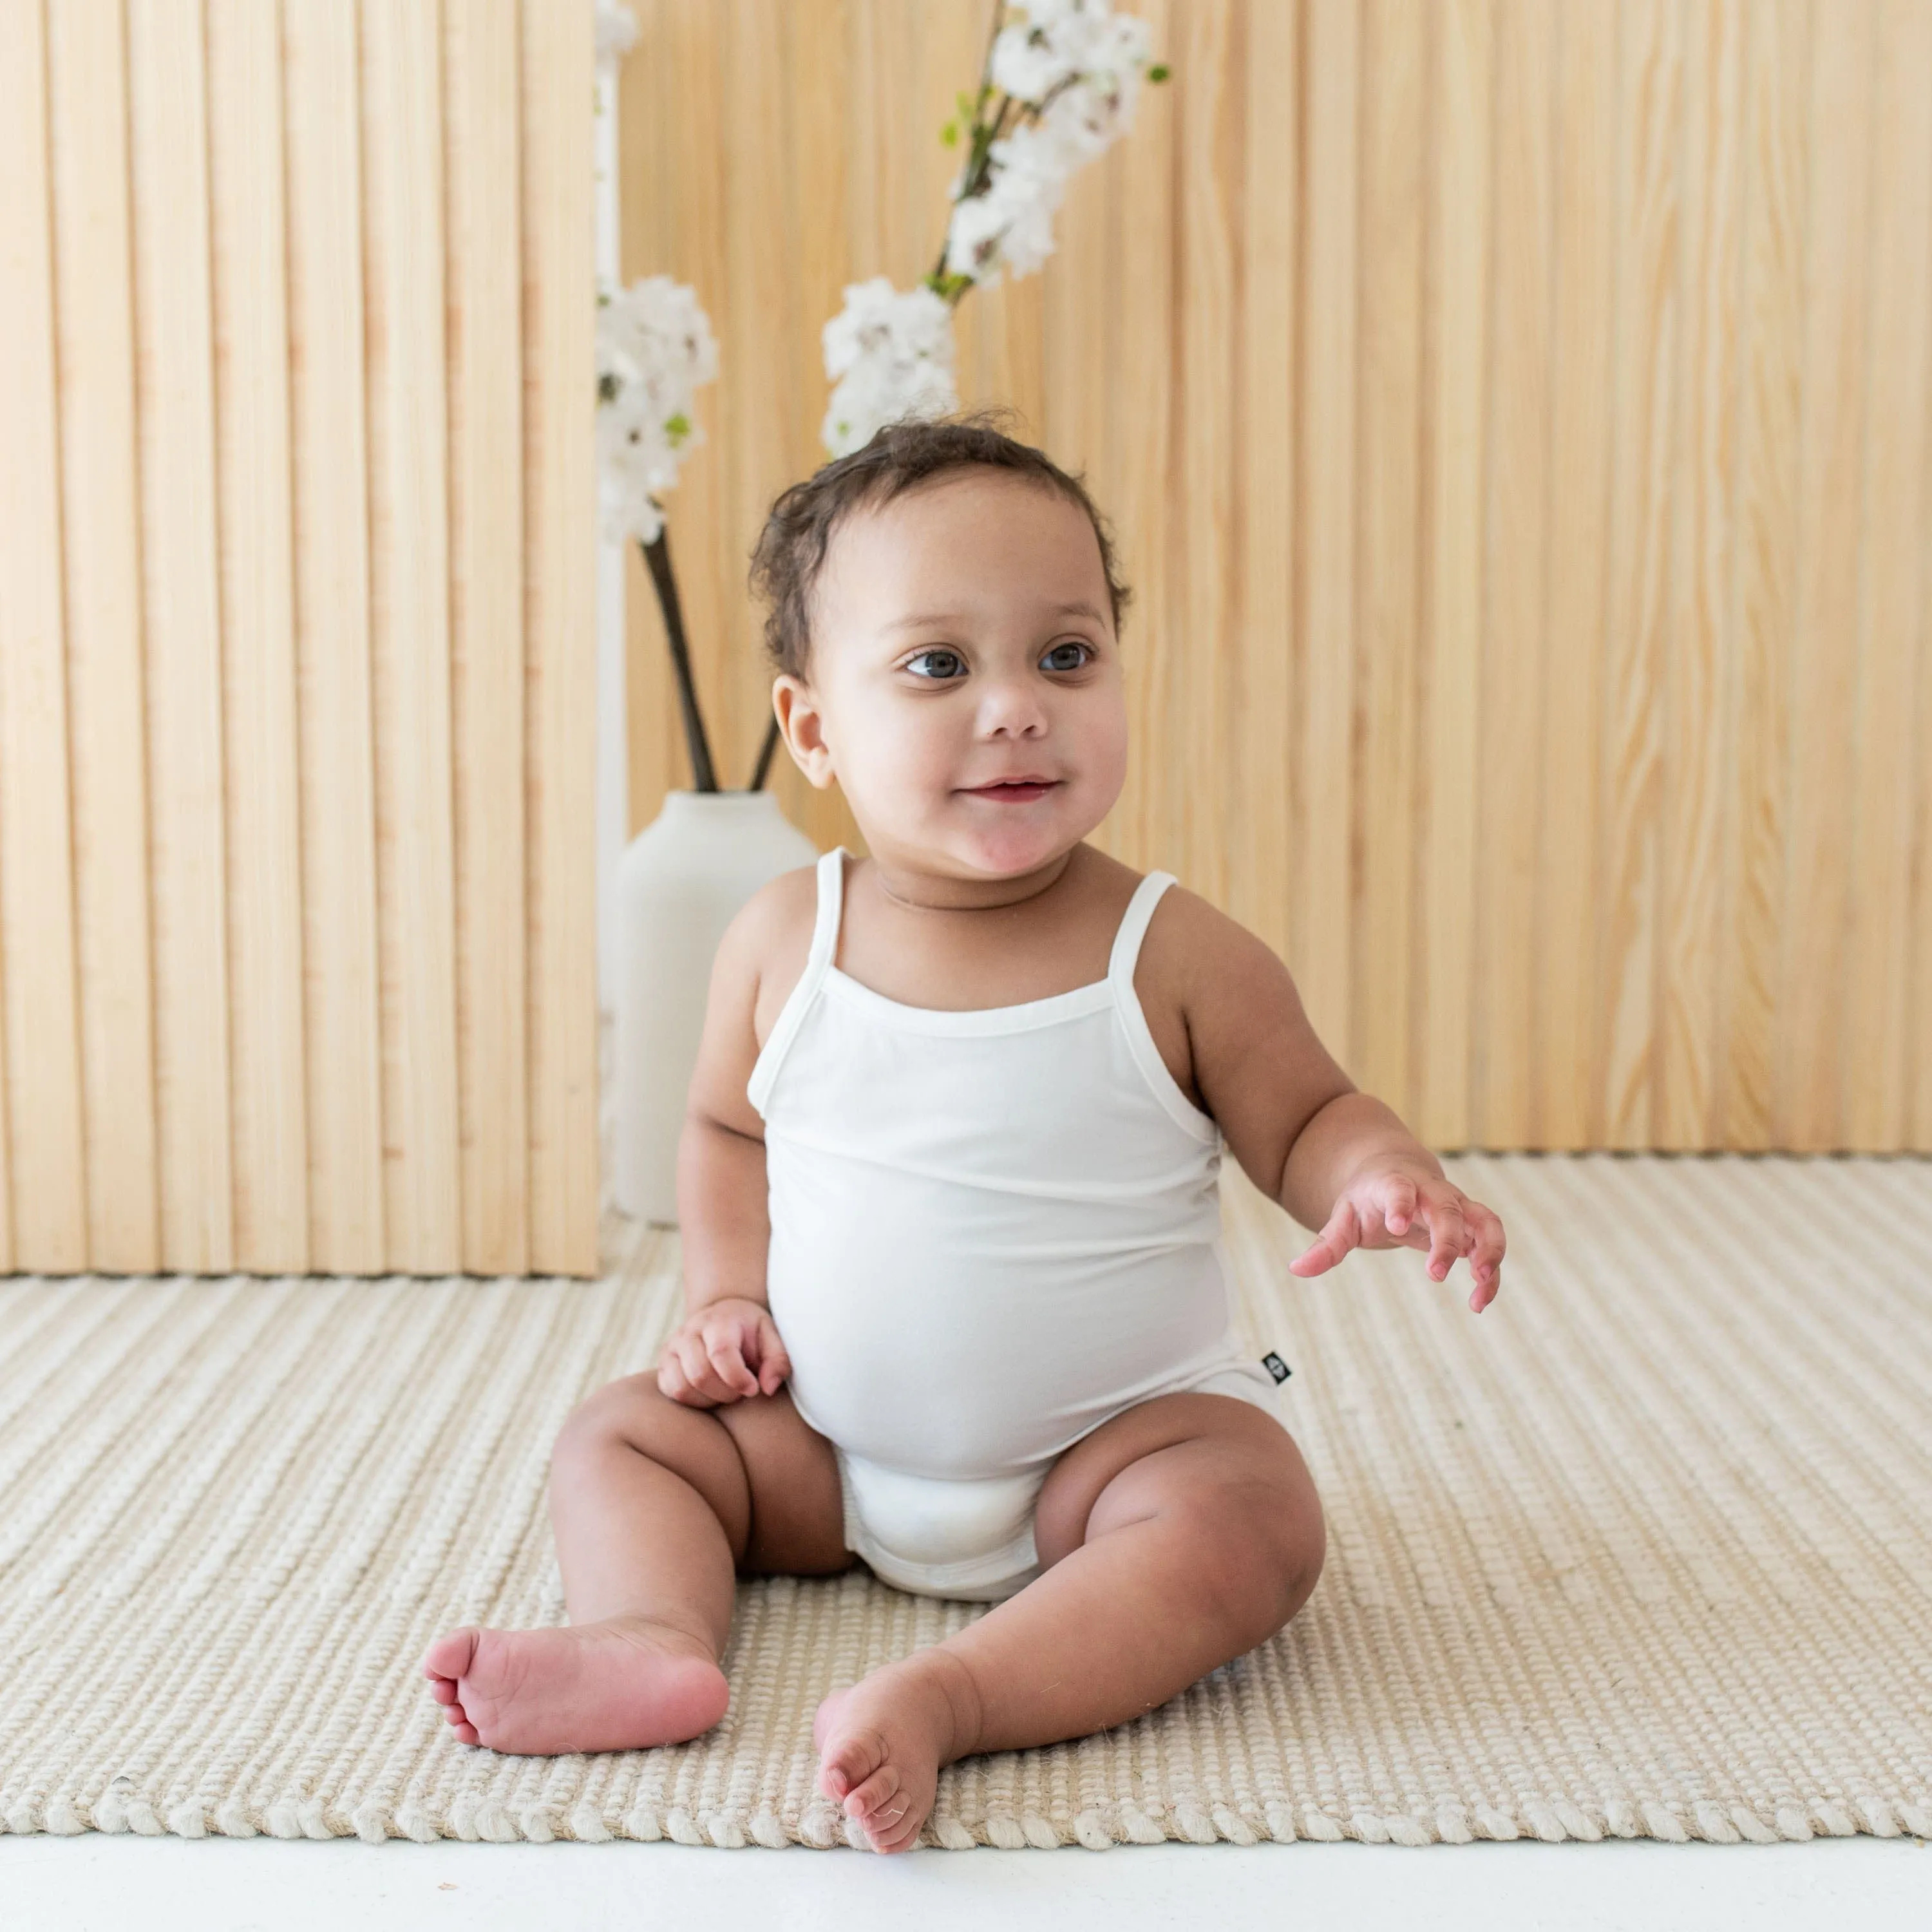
[1137, 878, 1282, 992]
[717, 862, 822, 1046]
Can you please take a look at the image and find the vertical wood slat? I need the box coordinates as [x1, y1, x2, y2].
[128, 0, 235, 1271]
[1295, 0, 1358, 1059]
[618, 0, 679, 837]
[1597, 0, 1681, 1150]
[1177, 1, 1237, 914]
[1654, 0, 1744, 1151]
[1417, 0, 1491, 1150]
[1235, 0, 1296, 971]
[1537, 0, 1617, 1150]
[362, 0, 462, 1269]
[447, 0, 530, 1276]
[1713, 0, 1807, 1150]
[661, 0, 730, 808]
[1913, 1, 1932, 1157]
[524, 0, 600, 1276]
[1112, 0, 1178, 876]
[1473, 0, 1553, 1150]
[285, 0, 386, 1271]
[1780, 0, 1879, 1150]
[45, 0, 160, 1271]
[0, 0, 88, 1273]
[208, 0, 310, 1273]
[721, 0, 794, 795]
[1352, 0, 1424, 1121]
[1842, 0, 1932, 1151]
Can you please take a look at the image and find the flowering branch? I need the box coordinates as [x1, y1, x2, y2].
[820, 0, 1168, 460]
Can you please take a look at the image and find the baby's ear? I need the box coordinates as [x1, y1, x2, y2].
[772, 676, 835, 788]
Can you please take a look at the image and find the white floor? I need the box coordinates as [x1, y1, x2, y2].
[1, 1833, 1925, 1932]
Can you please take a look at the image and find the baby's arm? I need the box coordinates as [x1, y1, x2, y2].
[658, 886, 797, 1406]
[1159, 891, 1506, 1310]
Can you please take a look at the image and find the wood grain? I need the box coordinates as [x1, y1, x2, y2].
[1473, 0, 1553, 1149]
[1841, 0, 1931, 1151]
[1779, 0, 1875, 1151]
[448, 0, 531, 1274]
[524, 0, 600, 1274]
[1597, 0, 1680, 1150]
[0, 0, 89, 1273]
[1352, 0, 1424, 1118]
[44, 0, 160, 1271]
[209, 0, 310, 1272]
[128, 0, 235, 1271]
[1417, 0, 1490, 1148]
[362, 0, 462, 1269]
[1714, 0, 1807, 1150]
[1537, 0, 1617, 1150]
[285, 0, 386, 1271]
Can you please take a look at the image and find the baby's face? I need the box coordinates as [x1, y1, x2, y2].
[775, 469, 1128, 882]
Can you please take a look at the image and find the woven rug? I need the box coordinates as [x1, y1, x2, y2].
[1, 1154, 1927, 1850]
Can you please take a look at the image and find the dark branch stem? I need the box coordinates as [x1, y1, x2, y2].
[639, 522, 719, 792]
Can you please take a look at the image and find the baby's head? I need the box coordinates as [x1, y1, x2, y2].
[749, 409, 1133, 885]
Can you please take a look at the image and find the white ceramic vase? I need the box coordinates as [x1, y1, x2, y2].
[614, 788, 820, 1224]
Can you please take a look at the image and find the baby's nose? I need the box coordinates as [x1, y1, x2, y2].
[978, 679, 1049, 735]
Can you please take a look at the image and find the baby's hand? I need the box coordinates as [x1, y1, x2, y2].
[1288, 1164, 1506, 1313]
[656, 1296, 793, 1407]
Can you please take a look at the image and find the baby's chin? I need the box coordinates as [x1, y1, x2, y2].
[930, 802, 1095, 880]
[854, 796, 1095, 882]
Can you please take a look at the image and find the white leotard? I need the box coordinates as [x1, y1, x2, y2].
[746, 846, 1283, 1600]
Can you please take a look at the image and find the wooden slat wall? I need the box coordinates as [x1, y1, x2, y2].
[0, 0, 598, 1276]
[622, 0, 1932, 1153]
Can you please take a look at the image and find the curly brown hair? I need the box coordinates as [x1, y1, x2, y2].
[745, 405, 1133, 682]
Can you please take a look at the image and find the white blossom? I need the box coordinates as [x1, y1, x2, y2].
[596, 275, 718, 545]
[820, 278, 960, 459]
[596, 1, 639, 62]
[947, 0, 1154, 289]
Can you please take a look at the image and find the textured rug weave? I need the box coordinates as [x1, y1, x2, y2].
[1, 1155, 1928, 1850]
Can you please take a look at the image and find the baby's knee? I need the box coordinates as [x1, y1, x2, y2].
[1183, 1475, 1325, 1640]
[551, 1372, 701, 1477]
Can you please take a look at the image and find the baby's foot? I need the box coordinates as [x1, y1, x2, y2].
[812, 1647, 981, 1853]
[422, 1616, 728, 1756]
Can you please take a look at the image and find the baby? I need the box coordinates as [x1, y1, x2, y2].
[424, 411, 1506, 1853]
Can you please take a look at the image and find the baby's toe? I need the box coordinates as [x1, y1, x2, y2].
[422, 1626, 481, 1684]
[429, 1677, 460, 1707]
[842, 1760, 902, 1823]
[818, 1725, 889, 1805]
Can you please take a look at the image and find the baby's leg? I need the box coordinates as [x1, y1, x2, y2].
[814, 1394, 1323, 1851]
[424, 1376, 849, 1754]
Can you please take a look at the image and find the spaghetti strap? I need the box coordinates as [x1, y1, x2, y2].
[1106, 871, 1177, 989]
[808, 846, 846, 972]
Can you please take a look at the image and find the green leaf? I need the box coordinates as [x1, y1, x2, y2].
[940, 119, 959, 146]
[664, 411, 691, 446]
[957, 90, 974, 119]
[1146, 62, 1170, 82]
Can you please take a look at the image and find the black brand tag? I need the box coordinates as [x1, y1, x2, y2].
[1261, 1351, 1291, 1384]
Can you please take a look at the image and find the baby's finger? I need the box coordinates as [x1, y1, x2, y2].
[1465, 1203, 1506, 1311]
[705, 1332, 761, 1399]
[755, 1314, 792, 1394]
[1379, 1172, 1420, 1238]
[670, 1334, 734, 1405]
[657, 1347, 711, 1408]
[1289, 1197, 1361, 1277]
[1419, 1192, 1468, 1281]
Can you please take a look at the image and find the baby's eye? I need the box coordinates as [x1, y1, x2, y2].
[1041, 640, 1092, 672]
[904, 648, 967, 680]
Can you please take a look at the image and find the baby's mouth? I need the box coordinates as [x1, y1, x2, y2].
[962, 779, 1061, 803]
